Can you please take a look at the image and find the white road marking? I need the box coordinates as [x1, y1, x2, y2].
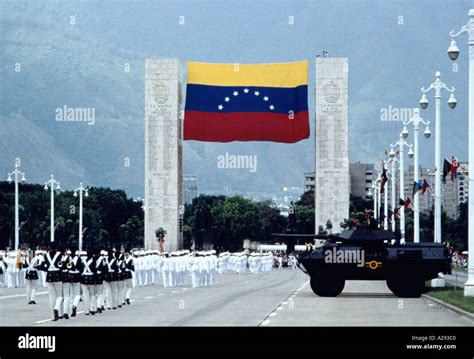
[35, 310, 86, 324]
[0, 291, 48, 300]
[269, 312, 277, 317]
[158, 293, 164, 296]
[276, 307, 283, 311]
[145, 296, 153, 299]
[261, 319, 270, 326]
[282, 301, 288, 305]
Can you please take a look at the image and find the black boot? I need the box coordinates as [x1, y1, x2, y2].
[91, 311, 96, 315]
[64, 314, 69, 320]
[53, 309, 59, 321]
[31, 301, 36, 305]
[97, 308, 102, 314]
[71, 307, 77, 317]
[126, 299, 130, 305]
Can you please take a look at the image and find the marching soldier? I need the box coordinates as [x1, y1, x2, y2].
[104, 248, 118, 310]
[0, 252, 7, 287]
[123, 247, 134, 305]
[116, 247, 126, 307]
[60, 248, 72, 319]
[39, 242, 64, 321]
[22, 250, 41, 304]
[67, 247, 83, 317]
[95, 248, 107, 313]
[80, 249, 97, 315]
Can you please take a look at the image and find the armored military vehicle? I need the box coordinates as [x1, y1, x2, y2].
[297, 229, 451, 298]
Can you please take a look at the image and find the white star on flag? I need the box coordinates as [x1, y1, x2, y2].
[218, 104, 224, 110]
[243, 88, 249, 93]
[225, 97, 230, 102]
[254, 91, 260, 96]
[269, 105, 275, 110]
[233, 91, 239, 96]
[263, 96, 269, 101]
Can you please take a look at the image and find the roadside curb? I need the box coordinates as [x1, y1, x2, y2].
[422, 293, 474, 320]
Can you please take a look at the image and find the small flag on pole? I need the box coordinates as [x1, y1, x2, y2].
[380, 161, 388, 194]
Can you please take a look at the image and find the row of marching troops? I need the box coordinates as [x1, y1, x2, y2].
[0, 249, 295, 290]
[0, 247, 296, 321]
[0, 242, 134, 321]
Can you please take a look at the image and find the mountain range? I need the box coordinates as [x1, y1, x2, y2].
[0, 0, 471, 198]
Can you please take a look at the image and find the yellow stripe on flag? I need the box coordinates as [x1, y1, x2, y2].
[187, 61, 308, 88]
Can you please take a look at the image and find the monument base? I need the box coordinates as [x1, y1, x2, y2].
[464, 281, 474, 297]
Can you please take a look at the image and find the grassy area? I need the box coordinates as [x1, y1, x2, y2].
[452, 266, 468, 273]
[427, 284, 474, 313]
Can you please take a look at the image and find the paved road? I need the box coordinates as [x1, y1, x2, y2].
[0, 270, 472, 326]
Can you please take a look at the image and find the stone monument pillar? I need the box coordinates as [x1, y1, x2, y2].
[144, 58, 183, 251]
[315, 58, 350, 234]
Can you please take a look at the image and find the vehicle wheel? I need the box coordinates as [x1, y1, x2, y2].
[387, 275, 423, 298]
[310, 269, 345, 297]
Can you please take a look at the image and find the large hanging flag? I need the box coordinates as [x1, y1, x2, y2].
[184, 61, 309, 143]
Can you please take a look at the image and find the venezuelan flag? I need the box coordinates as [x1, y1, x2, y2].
[184, 61, 309, 143]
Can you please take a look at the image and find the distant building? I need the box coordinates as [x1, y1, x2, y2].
[405, 162, 468, 219]
[304, 172, 315, 192]
[304, 162, 374, 200]
[349, 162, 375, 200]
[443, 161, 468, 219]
[404, 165, 433, 214]
[183, 175, 198, 205]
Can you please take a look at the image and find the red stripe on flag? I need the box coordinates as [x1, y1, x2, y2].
[184, 111, 309, 143]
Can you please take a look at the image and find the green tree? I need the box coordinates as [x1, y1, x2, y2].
[211, 196, 261, 251]
[296, 190, 314, 207]
[295, 205, 314, 234]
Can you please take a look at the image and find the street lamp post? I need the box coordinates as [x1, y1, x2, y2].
[402, 109, 431, 242]
[371, 182, 377, 220]
[390, 132, 414, 243]
[73, 183, 89, 251]
[420, 72, 456, 244]
[389, 156, 398, 233]
[377, 177, 382, 227]
[44, 175, 61, 243]
[380, 162, 389, 231]
[7, 163, 26, 251]
[448, 8, 474, 296]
